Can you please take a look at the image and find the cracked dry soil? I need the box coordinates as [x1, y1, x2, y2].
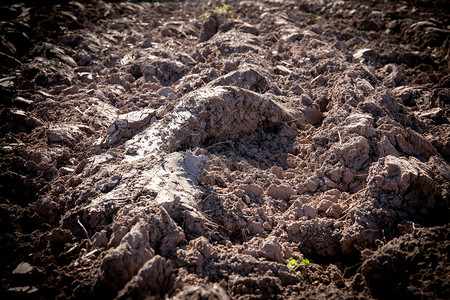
[0, 0, 449, 299]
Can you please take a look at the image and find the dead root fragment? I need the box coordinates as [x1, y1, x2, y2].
[77, 215, 91, 242]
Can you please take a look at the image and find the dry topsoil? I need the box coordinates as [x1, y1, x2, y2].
[1, 0, 449, 299]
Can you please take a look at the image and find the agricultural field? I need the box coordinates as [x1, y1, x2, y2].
[0, 0, 449, 299]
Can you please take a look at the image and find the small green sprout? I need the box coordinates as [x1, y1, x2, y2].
[287, 257, 310, 275]
[199, 4, 235, 20]
[357, 24, 365, 31]
[305, 12, 321, 20]
[213, 4, 234, 17]
[214, 4, 230, 14]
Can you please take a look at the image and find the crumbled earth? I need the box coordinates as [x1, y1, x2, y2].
[1, 0, 449, 299]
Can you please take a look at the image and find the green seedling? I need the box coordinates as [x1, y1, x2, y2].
[306, 12, 321, 20]
[199, 4, 235, 20]
[287, 257, 310, 275]
[357, 24, 365, 31]
[213, 4, 234, 18]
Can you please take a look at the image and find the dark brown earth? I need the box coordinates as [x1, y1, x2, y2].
[0, 0, 449, 299]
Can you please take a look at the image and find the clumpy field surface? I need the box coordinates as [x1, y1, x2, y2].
[1, 0, 449, 299]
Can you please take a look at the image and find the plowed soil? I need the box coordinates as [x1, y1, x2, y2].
[1, 0, 449, 299]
